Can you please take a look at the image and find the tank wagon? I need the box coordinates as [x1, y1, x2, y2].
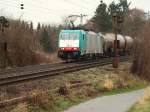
[103, 33, 134, 56]
[58, 30, 133, 61]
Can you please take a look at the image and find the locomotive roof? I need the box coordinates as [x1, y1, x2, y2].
[60, 30, 86, 34]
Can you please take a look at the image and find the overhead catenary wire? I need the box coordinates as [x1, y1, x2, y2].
[62, 0, 91, 11]
[62, 0, 98, 19]
[2, 0, 98, 13]
[0, 1, 60, 17]
[0, 2, 62, 26]
[0, 1, 50, 14]
[1, 0, 92, 23]
[82, 0, 100, 5]
[63, 0, 98, 13]
[2, 0, 98, 16]
[0, 0, 88, 25]
[0, 0, 99, 24]
[5, 0, 84, 15]
[5, 0, 58, 13]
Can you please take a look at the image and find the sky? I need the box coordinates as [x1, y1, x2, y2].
[0, 0, 149, 27]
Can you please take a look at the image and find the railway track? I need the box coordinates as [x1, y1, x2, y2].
[0, 62, 64, 76]
[0, 57, 129, 86]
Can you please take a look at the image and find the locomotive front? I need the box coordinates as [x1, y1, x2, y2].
[58, 30, 86, 61]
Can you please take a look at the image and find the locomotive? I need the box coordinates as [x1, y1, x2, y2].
[58, 29, 133, 61]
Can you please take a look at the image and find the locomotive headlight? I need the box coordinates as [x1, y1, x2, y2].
[61, 48, 64, 50]
[74, 48, 77, 50]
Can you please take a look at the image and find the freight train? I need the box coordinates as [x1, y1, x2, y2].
[58, 30, 133, 62]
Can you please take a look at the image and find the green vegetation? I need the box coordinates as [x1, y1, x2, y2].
[55, 83, 147, 111]
[92, 0, 145, 35]
[38, 24, 62, 53]
[128, 87, 150, 112]
[1, 62, 147, 112]
[103, 83, 147, 96]
[55, 98, 73, 111]
[129, 100, 150, 112]
[0, 20, 62, 68]
[92, 0, 130, 32]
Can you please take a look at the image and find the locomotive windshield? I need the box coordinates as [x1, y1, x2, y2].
[61, 33, 79, 40]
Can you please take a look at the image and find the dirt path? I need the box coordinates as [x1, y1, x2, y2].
[64, 89, 144, 112]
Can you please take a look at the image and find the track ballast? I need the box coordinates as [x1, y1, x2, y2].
[0, 57, 129, 86]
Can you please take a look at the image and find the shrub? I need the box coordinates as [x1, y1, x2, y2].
[132, 23, 150, 80]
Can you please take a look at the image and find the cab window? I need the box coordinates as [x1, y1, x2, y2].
[70, 33, 79, 40]
[60, 33, 79, 40]
[61, 33, 69, 40]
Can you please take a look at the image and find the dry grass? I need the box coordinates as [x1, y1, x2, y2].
[0, 62, 147, 112]
[103, 76, 114, 90]
[128, 87, 150, 112]
[11, 103, 28, 112]
[49, 52, 62, 63]
[138, 87, 150, 106]
[27, 90, 56, 112]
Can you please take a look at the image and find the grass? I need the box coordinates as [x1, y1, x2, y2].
[55, 98, 73, 111]
[128, 87, 150, 112]
[1, 62, 148, 112]
[103, 83, 147, 96]
[10, 82, 146, 112]
[54, 83, 147, 111]
[129, 100, 150, 112]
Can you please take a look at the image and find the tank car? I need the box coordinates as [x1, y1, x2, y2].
[102, 33, 134, 56]
[124, 36, 134, 54]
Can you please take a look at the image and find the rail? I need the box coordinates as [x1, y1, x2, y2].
[0, 57, 129, 86]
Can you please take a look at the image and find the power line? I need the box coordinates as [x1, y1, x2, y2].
[0, 1, 60, 17]
[3, 0, 96, 16]
[0, 0, 97, 22]
[8, 0, 82, 15]
[14, 0, 92, 19]
[0, 1, 48, 13]
[0, 1, 19, 9]
[8, 0, 56, 13]
[83, 0, 99, 5]
[3, 0, 98, 13]
[62, 0, 92, 12]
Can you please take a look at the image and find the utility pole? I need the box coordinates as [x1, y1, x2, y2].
[112, 12, 123, 68]
[112, 13, 119, 68]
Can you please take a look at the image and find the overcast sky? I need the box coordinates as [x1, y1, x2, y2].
[0, 0, 149, 27]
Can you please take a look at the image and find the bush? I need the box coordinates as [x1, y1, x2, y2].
[0, 19, 61, 67]
[132, 23, 150, 80]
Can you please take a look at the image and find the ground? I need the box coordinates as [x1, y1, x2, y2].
[0, 62, 147, 112]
